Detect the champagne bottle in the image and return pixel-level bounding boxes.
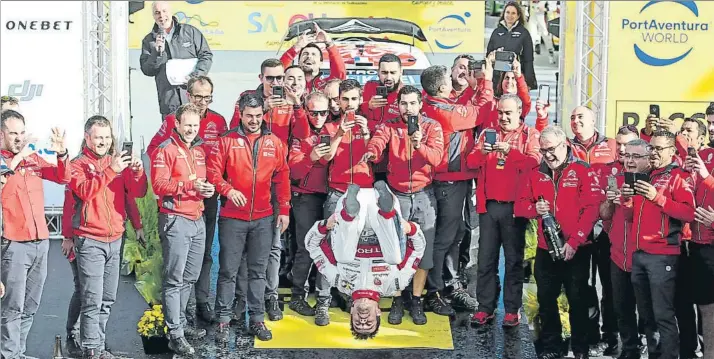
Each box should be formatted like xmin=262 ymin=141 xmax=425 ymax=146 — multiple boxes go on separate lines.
xmin=53 ymin=335 xmax=64 ymax=358
xmin=538 ymin=196 xmax=565 ymax=261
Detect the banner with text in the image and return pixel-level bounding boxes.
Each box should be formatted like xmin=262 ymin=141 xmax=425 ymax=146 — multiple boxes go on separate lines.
xmin=128 ymin=1 xmax=484 ymax=53
xmin=605 ymin=0 xmax=714 ymax=138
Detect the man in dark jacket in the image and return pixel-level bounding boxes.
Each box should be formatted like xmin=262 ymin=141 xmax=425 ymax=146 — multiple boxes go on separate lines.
xmin=140 ymin=1 xmax=213 ymax=121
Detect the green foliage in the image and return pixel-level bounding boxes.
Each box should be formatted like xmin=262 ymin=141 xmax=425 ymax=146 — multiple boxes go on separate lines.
xmin=524 ymin=219 xmax=538 ymax=261
xmin=125 ymin=186 xmax=164 ymax=305
xmin=523 ymin=286 xmax=572 ymax=338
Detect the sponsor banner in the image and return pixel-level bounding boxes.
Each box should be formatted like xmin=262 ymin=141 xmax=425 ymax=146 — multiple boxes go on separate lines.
xmin=606 ymin=1 xmax=714 ymax=138
xmin=0 ymin=0 xmax=85 ymax=207
xmin=128 ymin=1 xmax=484 ymax=53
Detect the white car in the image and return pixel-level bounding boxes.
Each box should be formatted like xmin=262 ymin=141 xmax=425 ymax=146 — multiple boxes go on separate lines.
xmin=282 ymin=17 xmax=432 ymax=88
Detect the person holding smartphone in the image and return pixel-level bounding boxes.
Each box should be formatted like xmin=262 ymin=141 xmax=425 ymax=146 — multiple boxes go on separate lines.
xmin=626 ymin=130 xmax=695 ymax=359
xmin=361 ymin=85 xmax=444 ymax=326
xmin=286 ymin=92 xmax=338 ymax=322
xmin=486 ymin=1 xmax=537 ymax=89
xmin=465 ymin=93 xmax=542 ymax=329
xmin=69 ymin=116 xmax=147 ymax=358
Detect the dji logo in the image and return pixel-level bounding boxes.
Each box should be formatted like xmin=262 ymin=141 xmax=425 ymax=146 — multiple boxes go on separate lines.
xmin=7 ymin=80 xmax=44 ymax=101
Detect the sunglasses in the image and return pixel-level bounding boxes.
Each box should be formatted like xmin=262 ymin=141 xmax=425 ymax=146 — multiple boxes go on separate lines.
xmin=618 ymin=124 xmax=638 ymax=132
xmin=264 ymin=75 xmax=284 ymax=82
xmin=309 ymin=110 xmax=329 ymax=117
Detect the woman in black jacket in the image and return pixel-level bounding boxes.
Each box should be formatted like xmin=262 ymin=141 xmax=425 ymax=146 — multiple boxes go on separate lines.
xmin=487 ymin=1 xmax=537 ymax=90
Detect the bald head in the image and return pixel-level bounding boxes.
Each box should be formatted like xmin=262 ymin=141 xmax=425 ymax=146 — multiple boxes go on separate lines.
xmin=152 ymin=1 xmax=173 ymax=31
xmin=570 ymin=106 xmax=597 ymax=140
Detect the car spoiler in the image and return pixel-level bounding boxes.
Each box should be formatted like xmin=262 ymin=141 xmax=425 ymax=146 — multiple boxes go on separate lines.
xmin=278 ymin=17 xmax=433 ymax=55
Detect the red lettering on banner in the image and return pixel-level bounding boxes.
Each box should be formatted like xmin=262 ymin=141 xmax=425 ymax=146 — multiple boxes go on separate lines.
xmin=355 ymin=244 xmax=383 ymax=258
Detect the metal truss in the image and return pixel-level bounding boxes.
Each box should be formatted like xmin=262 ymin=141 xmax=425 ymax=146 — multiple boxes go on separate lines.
xmin=574 ymin=0 xmax=610 ymax=133
xmin=83 ymin=1 xmax=112 ymax=120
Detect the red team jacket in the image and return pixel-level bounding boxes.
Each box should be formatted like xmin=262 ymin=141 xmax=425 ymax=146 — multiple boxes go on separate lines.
xmin=365 ymin=115 xmax=444 ymax=193
xmin=151 ymin=131 xmax=208 ymax=220
xmin=279 ymin=45 xmax=347 ymax=92
xmin=62 ymin=186 xmax=143 ymax=238
xmin=421 ymin=80 xmax=494 ymax=182
xmin=207 ymin=125 xmax=290 ymax=221
xmin=327 ymin=113 xmax=374 ymax=192
xmin=467 ymin=124 xmax=542 ymax=213
xmin=691 ymin=147 xmax=714 ymax=245
xmin=69 ymin=147 xmax=148 ymax=242
xmin=229 ymin=85 xmax=297 ymax=145
xmin=147 ymin=109 xmax=227 ymax=158
xmin=515 ymin=152 xmax=603 ymax=250
xmin=288 ymin=125 xmax=338 ymax=194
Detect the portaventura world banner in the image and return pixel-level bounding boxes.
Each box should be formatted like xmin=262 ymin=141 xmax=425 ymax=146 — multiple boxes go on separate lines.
xmin=128 ymin=1 xmax=485 ymax=54
xmin=605 ymin=0 xmax=714 ymax=138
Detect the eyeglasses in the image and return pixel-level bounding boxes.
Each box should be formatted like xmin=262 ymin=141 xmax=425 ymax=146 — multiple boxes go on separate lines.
xmin=618 ymin=125 xmax=638 ymax=132
xmin=622 ymin=153 xmax=649 ymax=160
xmin=646 ymin=145 xmax=674 ymax=153
xmin=264 ymin=75 xmax=284 ymax=82
xmin=539 ymin=142 xmax=563 ymax=155
xmin=190 ymin=94 xmax=213 ymax=102
xmin=309 ymin=110 xmax=328 ymax=117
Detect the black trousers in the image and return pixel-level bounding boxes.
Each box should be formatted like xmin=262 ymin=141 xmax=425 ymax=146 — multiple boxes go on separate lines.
xmin=591 ymin=231 xmax=617 ymax=341
xmin=675 ymin=244 xmax=700 ymax=357
xmin=476 ymin=201 xmax=527 ymax=314
xmin=610 ymin=260 xmax=640 ymax=356
xmin=535 ymin=246 xmax=592 ymax=355
xmin=631 ymin=250 xmax=679 ymax=359
xmin=290 ymin=192 xmax=327 ymax=297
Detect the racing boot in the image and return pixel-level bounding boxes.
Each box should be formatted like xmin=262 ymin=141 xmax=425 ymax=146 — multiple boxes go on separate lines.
xmin=343 ymin=184 xmax=361 ymax=219
xmin=374 ymin=180 xmax=394 ymax=214
xmin=314 ymin=296 xmax=331 ymax=326
xmin=410 ymin=296 xmax=428 ymax=325
xmin=388 ymin=296 xmax=405 ymax=325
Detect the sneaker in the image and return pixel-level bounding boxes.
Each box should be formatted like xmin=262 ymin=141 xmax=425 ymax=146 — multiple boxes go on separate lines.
xmin=343 ymin=184 xmax=361 ymax=218
xmin=215 ymin=322 xmax=230 ymax=344
xmin=409 ymin=297 xmax=427 ymax=325
xmin=288 ymin=296 xmax=316 ymax=316
xmin=266 ymin=297 xmax=283 ymax=321
xmin=471 ymin=311 xmax=496 ymax=327
xmin=538 ymin=352 xmax=563 ymax=359
xmin=314 ymin=296 xmax=331 ymax=326
xmin=548 ymin=50 xmax=556 ymax=64
xmin=573 ymin=353 xmax=589 ymax=359
xmin=388 ymin=296 xmax=405 ymax=325
xmin=196 ymin=302 xmax=214 ymax=323
xmin=249 ymin=321 xmax=273 ymax=341
xmin=502 ymin=312 xmax=520 ymax=327
xmin=98 ymin=351 xmax=116 ymax=359
xmin=449 ymin=288 xmax=478 ymax=311
xmin=426 ymin=293 xmax=455 ymax=316
xmin=374 ymin=181 xmax=394 ymax=213
xmin=184 ymin=325 xmax=207 ymax=339
xmin=66 ymin=334 xmax=82 ymax=358
xmin=230 ymin=311 xmax=246 ymax=328
xmin=168 ymin=337 xmax=195 ymax=356
xmin=83 ymin=350 xmax=101 ymax=359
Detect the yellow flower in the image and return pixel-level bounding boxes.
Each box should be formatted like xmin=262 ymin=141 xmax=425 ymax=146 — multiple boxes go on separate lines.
xmin=147 ymin=323 xmax=154 ymax=330
xmin=164 ymin=326 xmax=168 ymax=334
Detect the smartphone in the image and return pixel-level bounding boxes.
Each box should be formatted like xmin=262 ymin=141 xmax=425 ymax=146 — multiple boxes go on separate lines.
xmin=607 ymin=176 xmax=618 ymax=191
xmin=376 ymin=86 xmax=388 ymax=97
xmin=468 ymin=59 xmax=485 ymax=72
xmin=624 ymin=172 xmax=636 ymax=187
xmin=272 ymin=86 xmax=284 ymax=98
xmin=484 ymin=129 xmax=497 ymax=145
xmin=635 ymin=173 xmax=650 ymax=184
xmin=407 ymin=115 xmax=419 ymax=136
xmin=122 ymin=142 xmax=133 ymax=156
xmin=320 ymin=134 xmax=331 ymax=146
xmin=494 ymin=51 xmax=516 ymax=72
xmin=688 ymin=146 xmax=697 ymax=157
xmin=347 ymin=111 xmax=355 ymax=122
xmin=649 ymin=104 xmax=660 ymax=118
xmin=538 ymin=84 xmax=551 ymax=105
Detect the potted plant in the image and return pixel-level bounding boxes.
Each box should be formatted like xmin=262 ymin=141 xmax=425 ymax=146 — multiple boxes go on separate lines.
xmin=137 ymin=305 xmax=169 ymax=354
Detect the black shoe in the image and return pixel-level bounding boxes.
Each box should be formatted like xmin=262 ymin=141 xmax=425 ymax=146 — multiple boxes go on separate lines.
xmin=573 ymin=353 xmax=589 ymax=359
xmin=344 ymin=184 xmax=361 ymax=218
xmin=426 ymin=293 xmax=455 ymax=316
xmin=314 ymin=296 xmax=331 ymax=326
xmin=410 ymin=297 xmax=427 ymax=325
xmin=537 ymin=353 xmax=563 ymax=359
xmin=288 ymin=296 xmax=316 ymax=316
xmin=266 ymin=297 xmax=283 ymax=321
xmin=184 ymin=325 xmax=207 ymax=339
xmin=249 ymin=321 xmax=273 ymax=341
xmin=388 ymin=296 xmax=405 ymax=325
xmin=602 ymin=338 xmax=619 ymax=356
xmin=215 ymin=323 xmax=230 ymax=344
xmin=535 ymin=43 xmax=542 ymax=55
xmin=230 ymin=311 xmax=246 ymax=328
xmin=196 ymin=302 xmax=214 ymax=323
xmin=67 ymin=335 xmax=82 ymax=358
xmin=449 ymin=288 xmax=478 ymax=311
xmin=168 ymin=337 xmax=195 ymax=356
xmin=374 ymin=181 xmax=394 ymax=213
xmin=616 ymin=352 xmax=641 ymax=359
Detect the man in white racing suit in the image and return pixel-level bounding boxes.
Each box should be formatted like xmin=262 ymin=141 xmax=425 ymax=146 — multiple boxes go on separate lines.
xmin=306 ymin=181 xmax=426 ymax=339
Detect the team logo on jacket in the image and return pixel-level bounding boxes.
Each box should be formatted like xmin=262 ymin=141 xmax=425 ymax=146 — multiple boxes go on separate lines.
xmin=611 ymin=167 xmax=618 ymax=176
xmin=237 ymin=138 xmax=246 ymax=147
xmin=567 ymin=170 xmax=577 ymax=179
xmin=206 ymin=122 xmax=217 ymax=131
xmin=264 ymin=138 xmax=275 ymax=148
xmin=374 ymin=277 xmax=382 ymax=286
xmin=708 ymin=153 xmax=713 ymax=163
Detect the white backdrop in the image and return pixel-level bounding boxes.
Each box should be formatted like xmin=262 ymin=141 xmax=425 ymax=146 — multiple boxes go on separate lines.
xmin=1 ymin=1 xmax=85 ymax=207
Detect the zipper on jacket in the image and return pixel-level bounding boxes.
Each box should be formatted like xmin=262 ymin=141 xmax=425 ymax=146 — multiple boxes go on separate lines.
xmin=104 ymin=186 xmax=114 ymax=237
xmin=697 ymin=184 xmax=710 ymax=243
xmin=660 ymin=214 xmax=666 ymax=237
xmin=622 ymin=221 xmax=628 ymax=270
xmin=408 ymin=135 xmax=413 ymax=193
xmin=250 ymin=137 xmax=260 ymax=221
xmin=349 ymin=130 xmax=354 ymax=184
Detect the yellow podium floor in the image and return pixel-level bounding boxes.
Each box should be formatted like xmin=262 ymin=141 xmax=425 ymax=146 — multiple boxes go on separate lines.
xmin=254 ymin=293 xmax=454 ymax=350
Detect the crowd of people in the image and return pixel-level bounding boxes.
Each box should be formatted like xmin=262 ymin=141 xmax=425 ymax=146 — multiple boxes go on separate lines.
xmin=1 ymin=1 xmax=713 ymax=359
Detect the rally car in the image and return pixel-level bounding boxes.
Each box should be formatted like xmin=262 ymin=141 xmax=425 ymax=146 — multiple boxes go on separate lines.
xmin=281 ymin=17 xmax=432 ymax=89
